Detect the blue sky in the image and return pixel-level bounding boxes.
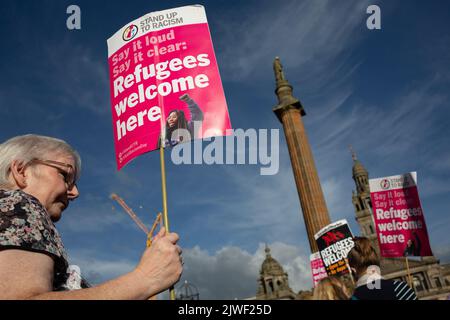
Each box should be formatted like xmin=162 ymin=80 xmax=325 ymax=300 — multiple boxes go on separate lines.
xmin=1 ymin=0 xmax=449 ymax=299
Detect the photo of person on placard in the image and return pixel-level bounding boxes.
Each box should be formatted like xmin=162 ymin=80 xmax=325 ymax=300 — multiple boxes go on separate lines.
xmin=403 ymin=232 xmax=422 ymax=256
xmin=157 ymin=94 xmax=204 ymax=148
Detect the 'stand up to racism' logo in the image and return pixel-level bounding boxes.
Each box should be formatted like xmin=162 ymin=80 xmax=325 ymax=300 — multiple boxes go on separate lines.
xmin=380 ymin=178 xmax=390 ymax=190
xmin=122 ymin=24 xmax=138 ymax=41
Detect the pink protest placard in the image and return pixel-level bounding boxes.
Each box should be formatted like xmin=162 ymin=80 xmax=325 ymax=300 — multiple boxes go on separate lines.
xmin=107 ymin=5 xmax=232 ymax=170
xmin=369 ymin=172 xmax=433 ymax=257
xmin=310 ymin=252 xmax=328 ymax=287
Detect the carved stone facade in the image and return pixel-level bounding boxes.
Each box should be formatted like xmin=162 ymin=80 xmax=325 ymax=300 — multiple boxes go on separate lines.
xmin=351 ymin=151 xmax=450 ymax=300
xmin=255 ymin=245 xmax=297 ymax=300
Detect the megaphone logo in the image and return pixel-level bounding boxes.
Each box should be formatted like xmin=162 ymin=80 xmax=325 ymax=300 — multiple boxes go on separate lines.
xmin=380 ymin=179 xmax=390 ymax=190
xmin=122 ymin=24 xmax=138 ymax=41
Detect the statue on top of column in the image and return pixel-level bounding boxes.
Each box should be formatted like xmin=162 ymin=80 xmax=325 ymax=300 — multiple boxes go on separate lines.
xmin=273 ymin=56 xmax=286 ymax=82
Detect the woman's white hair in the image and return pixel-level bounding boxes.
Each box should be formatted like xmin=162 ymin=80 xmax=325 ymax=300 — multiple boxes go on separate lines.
xmin=0 ymin=134 xmax=81 ymax=189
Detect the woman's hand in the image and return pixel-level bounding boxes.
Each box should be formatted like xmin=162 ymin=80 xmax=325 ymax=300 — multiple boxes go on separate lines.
xmin=134 ymin=227 xmax=183 ymax=296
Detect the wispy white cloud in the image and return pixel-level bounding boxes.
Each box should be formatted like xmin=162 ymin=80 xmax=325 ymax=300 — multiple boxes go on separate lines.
xmin=58 ymin=192 xmax=127 ymax=233
xmin=427 ymin=152 xmax=450 ymax=173
xmin=0 ymin=38 xmax=109 ymax=117
xmin=419 ymin=175 xmax=450 ymax=198
xmin=43 ymin=39 xmax=110 ymax=116
xmin=321 ymin=177 xmax=354 ymax=222
xmin=307 ymin=75 xmax=448 ymax=183
xmin=215 ymin=0 xmax=371 ymax=83
xmin=173 ymin=157 xmax=309 ymax=248
xmin=310 ymin=84 xmax=444 ymax=161
xmin=433 ymin=246 xmax=450 ymax=264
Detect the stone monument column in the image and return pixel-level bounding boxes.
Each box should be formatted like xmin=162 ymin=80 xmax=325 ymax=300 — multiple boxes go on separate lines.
xmin=273 ymin=57 xmax=331 ymax=253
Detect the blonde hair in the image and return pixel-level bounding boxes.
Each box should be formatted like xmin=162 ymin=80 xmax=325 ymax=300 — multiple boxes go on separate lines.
xmin=313 ymin=276 xmax=352 ymax=300
xmin=0 ymin=134 xmax=81 ymax=189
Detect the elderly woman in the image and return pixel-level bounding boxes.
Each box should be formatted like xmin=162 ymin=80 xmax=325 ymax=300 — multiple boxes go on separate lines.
xmin=0 ymin=134 xmax=182 ymax=299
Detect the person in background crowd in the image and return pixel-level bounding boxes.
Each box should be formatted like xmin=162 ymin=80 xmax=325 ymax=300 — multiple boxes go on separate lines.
xmin=0 ymin=134 xmax=183 ymax=299
xmin=313 ymin=276 xmax=352 ymax=300
xmin=347 ymin=237 xmax=417 ymax=300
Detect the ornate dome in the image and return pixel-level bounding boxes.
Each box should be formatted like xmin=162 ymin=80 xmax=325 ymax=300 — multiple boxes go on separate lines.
xmin=261 ymin=245 xmax=285 ymax=275
xmin=352 ymin=159 xmax=368 ymax=176
xmin=350 ymin=146 xmax=368 ymax=176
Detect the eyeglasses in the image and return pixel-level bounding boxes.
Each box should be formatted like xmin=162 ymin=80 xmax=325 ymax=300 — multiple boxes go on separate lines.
xmin=28 ymin=159 xmax=77 ymax=190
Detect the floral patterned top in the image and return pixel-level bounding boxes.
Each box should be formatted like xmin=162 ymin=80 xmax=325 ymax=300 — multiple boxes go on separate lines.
xmin=0 ymin=189 xmax=70 ymax=291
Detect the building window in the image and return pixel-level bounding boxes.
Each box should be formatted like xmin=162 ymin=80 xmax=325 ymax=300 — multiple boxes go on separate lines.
xmin=413 ymin=277 xmax=422 ymax=291
xmin=359 ymin=199 xmax=364 ymax=210
xmin=267 ymin=280 xmax=274 ymax=295
xmin=432 ymin=277 xmax=442 ymax=288
xmin=413 ymin=274 xmax=428 ymax=292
